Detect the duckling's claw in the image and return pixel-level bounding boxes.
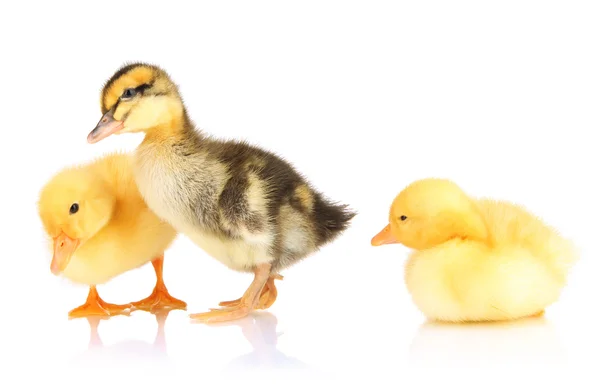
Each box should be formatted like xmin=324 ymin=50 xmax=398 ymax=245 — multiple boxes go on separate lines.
xmin=68 ymin=286 xmax=132 ymax=319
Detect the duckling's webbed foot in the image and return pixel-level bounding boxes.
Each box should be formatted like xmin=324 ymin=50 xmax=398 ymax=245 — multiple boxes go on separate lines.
xmin=68 ymin=286 xmax=133 ymax=319
xmin=218 ymin=273 xmax=283 ymax=310
xmin=131 ymin=256 xmax=187 ymax=312
xmin=190 ymin=263 xmax=272 ymax=323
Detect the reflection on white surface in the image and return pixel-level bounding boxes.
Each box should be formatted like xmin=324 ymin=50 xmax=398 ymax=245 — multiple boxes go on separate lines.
xmin=68 ymin=311 xmax=175 ymax=373
xmin=409 ymin=316 xmax=568 ymax=368
xmin=206 ymin=312 xmax=328 ymax=380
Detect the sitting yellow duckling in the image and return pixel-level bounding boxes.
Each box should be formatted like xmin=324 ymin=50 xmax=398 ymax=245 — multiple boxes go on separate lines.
xmin=371 ymin=178 xmax=578 ymax=322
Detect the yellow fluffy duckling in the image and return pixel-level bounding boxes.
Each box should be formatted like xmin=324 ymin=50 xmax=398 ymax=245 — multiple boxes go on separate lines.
xmin=37 ymin=152 xmax=186 ymax=318
xmin=371 ymin=178 xmax=578 ymax=322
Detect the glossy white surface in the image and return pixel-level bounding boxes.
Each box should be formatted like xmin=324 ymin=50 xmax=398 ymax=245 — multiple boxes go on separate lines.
xmin=2 ymin=1 xmax=599 ymax=384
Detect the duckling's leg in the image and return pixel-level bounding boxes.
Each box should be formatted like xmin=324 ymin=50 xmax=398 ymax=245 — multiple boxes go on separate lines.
xmin=218 ymin=273 xmax=283 ymax=310
xmin=190 ymin=263 xmax=272 ymax=323
xmin=131 ymin=255 xmax=187 ymax=312
xmin=68 ymin=286 xmax=133 ymax=319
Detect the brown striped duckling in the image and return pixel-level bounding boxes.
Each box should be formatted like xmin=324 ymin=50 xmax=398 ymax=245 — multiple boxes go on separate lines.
xmin=87 ymin=63 xmax=356 ymax=323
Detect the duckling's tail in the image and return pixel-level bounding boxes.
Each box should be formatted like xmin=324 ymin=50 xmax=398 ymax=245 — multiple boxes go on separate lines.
xmin=312 ymin=194 xmax=357 ymax=245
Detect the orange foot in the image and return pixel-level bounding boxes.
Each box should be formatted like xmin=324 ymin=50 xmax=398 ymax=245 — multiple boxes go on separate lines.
xmin=190 ymin=264 xmax=275 ymax=324
xmin=131 ymin=284 xmax=187 ymax=312
xmin=191 ymin=303 xmax=254 ymax=323
xmin=131 ymin=255 xmax=187 ymax=312
xmin=217 ymin=274 xmax=282 ymax=310
xmin=68 ymin=286 xmax=132 ymax=319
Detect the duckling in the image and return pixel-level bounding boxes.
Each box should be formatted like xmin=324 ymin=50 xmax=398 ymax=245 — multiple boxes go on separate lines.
xmin=86 ymin=63 xmax=356 ymax=323
xmin=37 ymin=152 xmax=186 ymax=318
xmin=371 ymin=178 xmax=578 ymax=322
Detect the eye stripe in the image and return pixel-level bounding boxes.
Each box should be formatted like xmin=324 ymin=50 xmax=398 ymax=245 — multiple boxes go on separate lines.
xmin=119 ymin=83 xmax=152 ymax=101
xmin=105 ymin=82 xmax=155 ymax=112
xmin=135 ymin=83 xmax=152 ymax=93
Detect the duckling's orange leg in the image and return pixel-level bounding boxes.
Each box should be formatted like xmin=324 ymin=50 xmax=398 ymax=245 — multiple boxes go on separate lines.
xmin=190 ymin=263 xmax=271 ymax=323
xmin=218 ymin=273 xmax=282 ymax=310
xmin=68 ymin=286 xmax=133 ymax=319
xmin=131 ymin=256 xmax=187 ymax=312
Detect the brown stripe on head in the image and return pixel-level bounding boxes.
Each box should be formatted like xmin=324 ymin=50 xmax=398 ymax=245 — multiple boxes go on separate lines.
xmin=101 ymin=63 xmax=159 ymax=113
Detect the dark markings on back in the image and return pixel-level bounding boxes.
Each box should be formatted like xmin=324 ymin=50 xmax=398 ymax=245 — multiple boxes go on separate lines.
xmin=212 ymin=138 xmax=356 ymax=246
xmin=218 ymin=174 xmax=264 ymax=233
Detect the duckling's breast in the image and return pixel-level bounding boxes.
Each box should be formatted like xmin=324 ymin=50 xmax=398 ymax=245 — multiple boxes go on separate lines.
xmin=133 ymin=142 xmax=274 ymax=272
xmin=60 ymin=215 xmax=177 ymax=285
xmin=61 ymin=249 xmax=149 ymax=285
xmin=134 ymin=142 xmax=222 ymax=227
xmin=61 ymin=253 xmax=126 ymax=285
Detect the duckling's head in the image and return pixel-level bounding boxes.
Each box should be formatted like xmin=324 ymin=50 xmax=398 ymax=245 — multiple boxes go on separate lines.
xmin=371 ymin=178 xmax=488 ymax=250
xmin=37 ymin=167 xmax=116 ymax=275
xmin=88 ymin=63 xmax=184 ymax=144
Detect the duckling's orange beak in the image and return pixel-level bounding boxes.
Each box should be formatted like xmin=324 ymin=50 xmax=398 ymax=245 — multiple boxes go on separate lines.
xmin=51 ymin=232 xmax=80 ymax=275
xmin=87 ymin=107 xmax=123 ymax=144
xmin=371 ymin=224 xmax=398 ymax=246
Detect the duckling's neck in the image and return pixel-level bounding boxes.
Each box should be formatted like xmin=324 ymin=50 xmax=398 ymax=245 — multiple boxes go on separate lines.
xmin=143 ymin=108 xmax=197 ymax=144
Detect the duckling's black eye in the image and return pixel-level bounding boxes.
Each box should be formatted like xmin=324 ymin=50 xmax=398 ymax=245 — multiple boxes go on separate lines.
xmin=69 ymin=203 xmax=79 ymax=214
xmin=121 ymin=88 xmax=137 ymax=99
xmin=400 ymin=215 xmax=407 ymax=221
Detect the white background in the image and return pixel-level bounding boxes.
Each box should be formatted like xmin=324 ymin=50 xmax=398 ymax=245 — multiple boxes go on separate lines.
xmin=1 ymin=1 xmax=599 ymax=385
